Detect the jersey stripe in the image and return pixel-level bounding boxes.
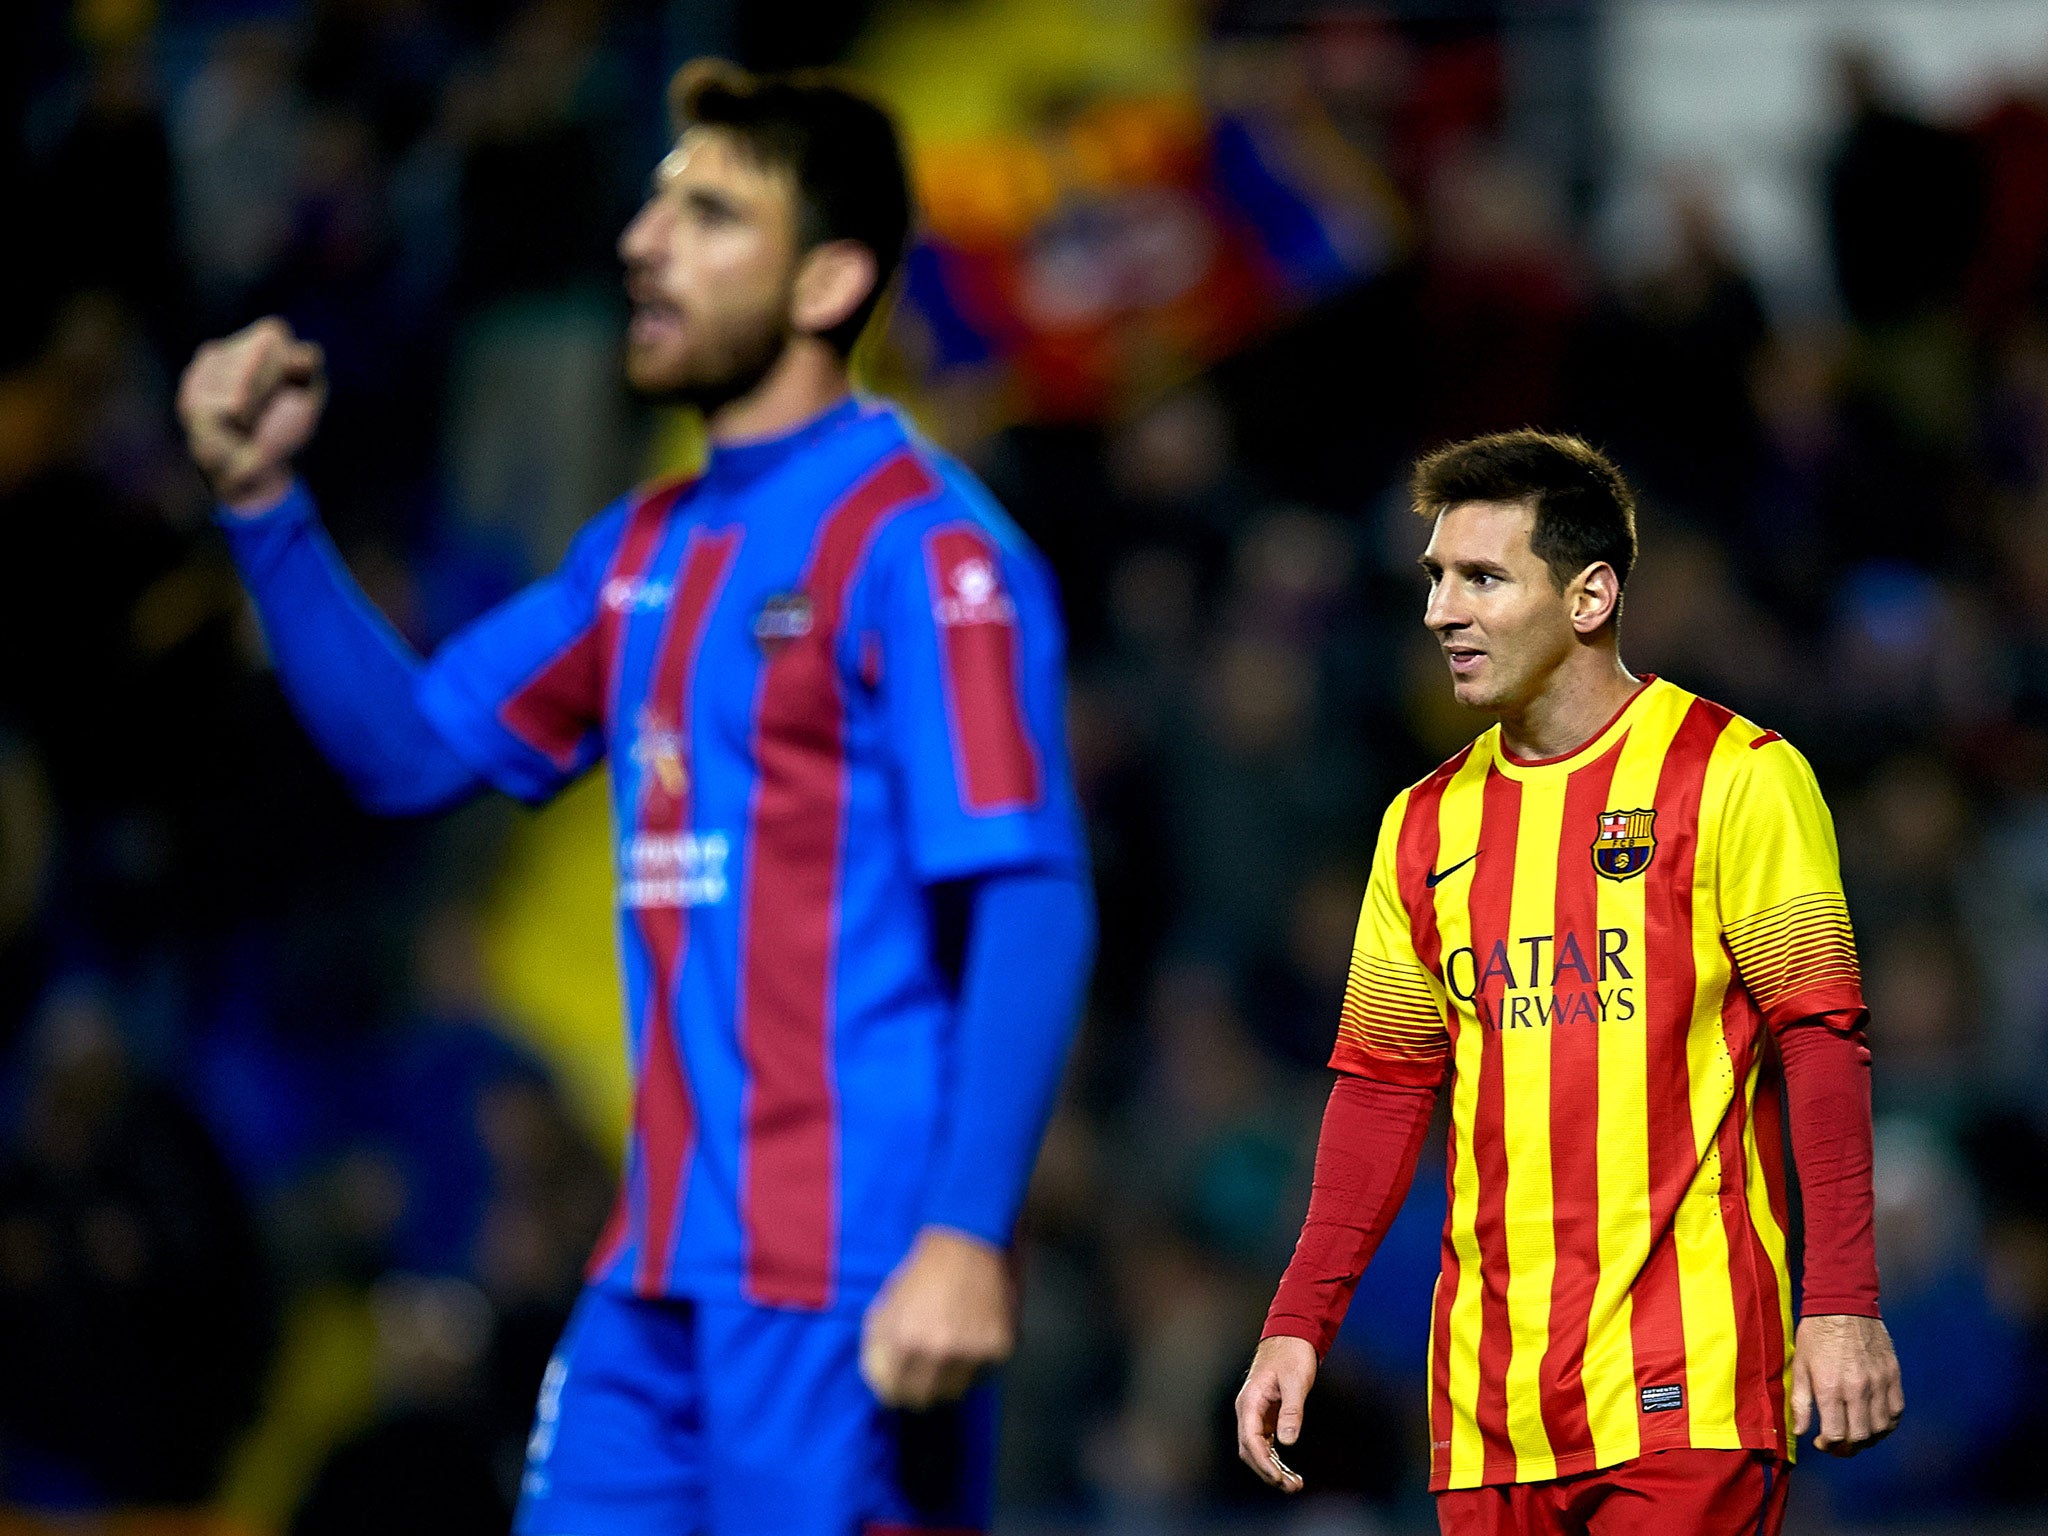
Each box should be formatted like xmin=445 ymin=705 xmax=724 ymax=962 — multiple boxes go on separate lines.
xmin=1743 ymin=1025 xmax=1795 ymax=1444
xmin=1499 ymin=769 xmax=1562 ymax=1476
xmin=1699 ymin=719 xmax=1777 ymax=1447
xmin=1584 ymin=701 xmax=1684 ymax=1468
xmin=1536 ymin=740 xmax=1622 ymax=1464
xmin=579 ymin=487 xmax=695 ymax=1291
xmin=1648 ymin=697 xmax=1732 ymax=1443
xmin=630 ymin=524 xmax=742 ymax=1296
xmin=1466 ymin=766 xmax=1523 ymax=1481
xmin=499 ymin=478 xmax=687 ymax=768
xmin=1714 ymin=987 xmax=1778 ymax=1446
xmin=1430 ymin=746 xmax=1491 ymax=1486
xmin=1389 ymin=754 xmax=1461 ymax=1487
xmin=602 ymin=481 xmax=694 ymax=726
xmin=737 ymin=452 xmax=940 ymax=1308
xmin=924 ymin=523 xmax=1043 ymax=813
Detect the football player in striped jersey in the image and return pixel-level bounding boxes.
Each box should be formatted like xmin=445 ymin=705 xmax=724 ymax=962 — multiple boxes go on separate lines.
xmin=1235 ymin=430 xmax=1899 ymax=1536
xmin=180 ymin=61 xmax=1093 ymax=1536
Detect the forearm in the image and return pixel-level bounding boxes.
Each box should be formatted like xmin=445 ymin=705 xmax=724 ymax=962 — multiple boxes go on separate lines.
xmin=221 ymin=482 xmax=483 ymax=814
xmin=1779 ymin=1009 xmax=1881 ymax=1317
xmin=1263 ymin=1073 xmax=1436 ymax=1356
xmin=921 ymin=866 xmax=1095 ymax=1247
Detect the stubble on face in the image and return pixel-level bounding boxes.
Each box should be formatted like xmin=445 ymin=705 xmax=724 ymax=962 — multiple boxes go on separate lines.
xmin=620 ymin=130 xmax=804 ymax=412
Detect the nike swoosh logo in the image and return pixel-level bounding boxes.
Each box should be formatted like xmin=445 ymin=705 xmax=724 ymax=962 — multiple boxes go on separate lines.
xmin=1425 ymin=852 xmax=1479 ymax=889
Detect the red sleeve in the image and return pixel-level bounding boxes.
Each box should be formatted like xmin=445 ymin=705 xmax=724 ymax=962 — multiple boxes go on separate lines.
xmin=1262 ymin=1074 xmax=1436 ymax=1356
xmin=1777 ymin=1008 xmax=1882 ymax=1318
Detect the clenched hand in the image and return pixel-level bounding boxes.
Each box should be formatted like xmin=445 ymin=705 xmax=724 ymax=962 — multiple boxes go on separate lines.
xmin=860 ymin=1228 xmax=1014 ymax=1410
xmin=1792 ymin=1313 xmax=1903 ymax=1457
xmin=176 ymin=316 xmax=327 ymax=514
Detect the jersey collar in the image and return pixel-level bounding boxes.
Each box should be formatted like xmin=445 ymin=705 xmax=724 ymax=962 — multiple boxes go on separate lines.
xmin=1487 ymin=675 xmax=1661 ymax=779
xmin=701 ymin=394 xmax=869 ymax=491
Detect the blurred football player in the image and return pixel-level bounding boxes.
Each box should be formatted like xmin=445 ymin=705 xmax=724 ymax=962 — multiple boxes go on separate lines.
xmin=1234 ymin=431 xmax=1900 ymax=1535
xmin=179 ymin=61 xmax=1093 ymax=1536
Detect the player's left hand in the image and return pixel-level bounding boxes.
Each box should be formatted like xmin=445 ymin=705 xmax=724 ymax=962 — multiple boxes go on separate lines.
xmin=860 ymin=1227 xmax=1015 ymax=1410
xmin=1792 ymin=1313 xmax=1903 ymax=1457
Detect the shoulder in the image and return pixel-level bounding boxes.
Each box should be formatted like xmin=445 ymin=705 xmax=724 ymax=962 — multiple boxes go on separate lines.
xmin=1665 ymin=685 xmax=1826 ymax=816
xmin=1660 ymin=680 xmax=1807 ymax=764
xmin=859 ymin=418 xmax=1052 ymax=592
xmin=1646 ymin=678 xmax=1792 ymax=755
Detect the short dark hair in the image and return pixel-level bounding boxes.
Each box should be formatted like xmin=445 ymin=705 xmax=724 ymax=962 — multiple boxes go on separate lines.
xmin=1411 ymin=429 xmax=1638 ymax=594
xmin=669 ymin=59 xmax=913 ymax=356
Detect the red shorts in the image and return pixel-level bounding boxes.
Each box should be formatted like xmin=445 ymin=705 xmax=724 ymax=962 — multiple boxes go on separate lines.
xmin=1435 ymin=1449 xmax=1788 ymax=1536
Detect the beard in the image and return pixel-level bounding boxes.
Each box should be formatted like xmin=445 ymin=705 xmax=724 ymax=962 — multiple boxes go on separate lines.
xmin=627 ymin=293 xmax=796 ymax=416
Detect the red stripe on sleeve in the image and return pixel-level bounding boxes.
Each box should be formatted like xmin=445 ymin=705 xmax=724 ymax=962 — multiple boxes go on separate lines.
xmin=627 ymin=523 xmax=742 ymax=1296
xmin=1537 ymin=742 xmax=1624 ymax=1462
xmin=738 ymin=453 xmax=939 ymax=1309
xmin=498 ymin=479 xmax=687 ymax=769
xmin=924 ymin=523 xmax=1042 ymax=813
xmin=498 ymin=629 xmax=602 ymax=769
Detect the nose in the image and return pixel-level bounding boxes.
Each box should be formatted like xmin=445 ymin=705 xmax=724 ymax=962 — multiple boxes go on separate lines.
xmin=1424 ymin=579 xmax=1467 ymax=635
xmin=619 ymin=195 xmax=664 ymax=267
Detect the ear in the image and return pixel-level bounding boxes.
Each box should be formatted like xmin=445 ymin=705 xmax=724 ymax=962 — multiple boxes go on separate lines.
xmin=790 ymin=240 xmax=878 ymax=341
xmin=1570 ymin=562 xmax=1622 ymax=636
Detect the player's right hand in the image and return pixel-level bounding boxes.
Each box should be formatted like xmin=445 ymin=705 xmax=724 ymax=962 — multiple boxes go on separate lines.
xmin=1234 ymin=1333 xmax=1317 ymax=1493
xmin=177 ymin=316 xmax=328 ymax=515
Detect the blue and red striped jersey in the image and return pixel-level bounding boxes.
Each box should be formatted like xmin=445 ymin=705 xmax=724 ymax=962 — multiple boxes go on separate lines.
xmin=416 ymin=398 xmax=1085 ymax=1311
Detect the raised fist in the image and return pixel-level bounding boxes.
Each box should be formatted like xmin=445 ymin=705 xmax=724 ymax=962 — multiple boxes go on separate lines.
xmin=177 ymin=317 xmax=328 ymax=515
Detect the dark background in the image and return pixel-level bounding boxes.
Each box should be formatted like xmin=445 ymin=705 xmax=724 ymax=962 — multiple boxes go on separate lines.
xmin=4 ymin=0 xmax=2048 ymax=1530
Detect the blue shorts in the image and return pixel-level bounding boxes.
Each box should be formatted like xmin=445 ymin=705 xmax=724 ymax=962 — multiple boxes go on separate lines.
xmin=515 ymin=1286 xmax=996 ymax=1536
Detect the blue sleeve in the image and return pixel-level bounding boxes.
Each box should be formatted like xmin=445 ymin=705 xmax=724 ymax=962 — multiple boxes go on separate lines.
xmin=922 ymin=866 xmax=1096 ymax=1245
xmin=864 ymin=473 xmax=1087 ymax=882
xmin=414 ymin=497 xmax=634 ymax=804
xmin=220 ymin=483 xmax=483 ymax=816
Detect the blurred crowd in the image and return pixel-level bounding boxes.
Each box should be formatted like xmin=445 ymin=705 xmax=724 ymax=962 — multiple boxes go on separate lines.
xmin=5 ymin=0 xmax=2048 ymax=1530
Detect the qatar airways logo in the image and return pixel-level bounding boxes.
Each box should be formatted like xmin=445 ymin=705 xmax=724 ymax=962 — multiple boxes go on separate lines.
xmin=1442 ymin=928 xmax=1638 ymax=1032
xmin=621 ymin=830 xmax=730 ymax=910
xmin=602 ymin=576 xmax=673 ymax=614
xmin=935 ymin=556 xmax=1016 ymax=627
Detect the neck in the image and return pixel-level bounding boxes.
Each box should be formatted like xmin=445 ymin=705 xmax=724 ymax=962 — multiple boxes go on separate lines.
xmin=1497 ymin=644 xmax=1642 ymax=761
xmin=706 ymin=337 xmax=852 ymax=446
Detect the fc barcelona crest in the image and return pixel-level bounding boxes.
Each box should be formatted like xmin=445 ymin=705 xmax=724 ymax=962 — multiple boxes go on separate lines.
xmin=1593 ymin=808 xmax=1657 ymax=880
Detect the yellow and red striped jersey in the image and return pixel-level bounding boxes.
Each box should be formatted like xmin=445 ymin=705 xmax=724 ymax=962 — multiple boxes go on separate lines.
xmin=1336 ymin=677 xmax=1864 ymax=1490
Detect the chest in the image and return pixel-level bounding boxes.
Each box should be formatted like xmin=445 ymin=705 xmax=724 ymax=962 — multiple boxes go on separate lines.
xmin=604 ymin=517 xmax=879 ymax=780
xmin=1422 ymin=778 xmax=1722 ymax=1039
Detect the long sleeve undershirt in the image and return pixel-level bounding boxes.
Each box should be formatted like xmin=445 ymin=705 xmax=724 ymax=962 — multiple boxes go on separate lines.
xmin=1777 ymin=1009 xmax=1881 ymax=1317
xmin=923 ymin=868 xmax=1096 ymax=1247
xmin=222 ymin=483 xmax=1095 ymax=1250
xmin=1263 ymin=1075 xmax=1436 ymax=1355
xmin=220 ymin=483 xmax=483 ymax=815
xmin=1264 ymin=1013 xmax=1880 ymax=1355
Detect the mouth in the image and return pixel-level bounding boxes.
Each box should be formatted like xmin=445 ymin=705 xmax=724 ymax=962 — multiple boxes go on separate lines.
xmin=1444 ymin=645 xmax=1486 ymax=678
xmin=626 ymin=283 xmax=687 ymax=351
